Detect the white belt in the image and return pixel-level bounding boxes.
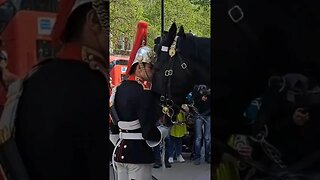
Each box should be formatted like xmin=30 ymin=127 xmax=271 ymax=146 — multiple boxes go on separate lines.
xmin=119 ymin=132 xmax=144 ymax=140
xmin=118 ymin=120 xmax=141 ymax=130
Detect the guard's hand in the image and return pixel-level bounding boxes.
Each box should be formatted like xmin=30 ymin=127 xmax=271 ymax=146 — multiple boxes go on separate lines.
xmin=292 ymin=107 xmax=309 ymax=126
xmin=202 ymin=95 xmax=208 ymax=101
xmin=238 ymin=145 xmax=253 ymax=159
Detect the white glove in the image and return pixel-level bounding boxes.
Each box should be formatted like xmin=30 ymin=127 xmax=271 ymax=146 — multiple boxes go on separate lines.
xmin=158 ymin=125 xmax=169 ymax=138
xmin=109 ymin=134 xmax=119 ymax=146
xmin=146 ymin=125 xmax=169 ymax=147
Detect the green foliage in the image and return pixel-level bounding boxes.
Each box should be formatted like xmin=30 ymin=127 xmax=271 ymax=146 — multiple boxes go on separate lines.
xmin=189 ymin=0 xmax=211 ymax=7
xmin=109 ymin=0 xmax=144 ymax=52
xmin=110 ymin=0 xmax=210 ymax=53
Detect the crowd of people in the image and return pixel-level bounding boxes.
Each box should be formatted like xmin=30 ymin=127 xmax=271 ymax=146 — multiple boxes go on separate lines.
xmin=152 ymin=85 xmax=212 ymax=169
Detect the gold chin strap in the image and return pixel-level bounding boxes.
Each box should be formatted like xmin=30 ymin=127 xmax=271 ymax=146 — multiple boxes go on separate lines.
xmin=138 ymin=61 xmax=150 ymax=82
xmin=92 ymin=0 xmax=109 ymax=37
xmin=136 ymin=48 xmax=154 ymax=82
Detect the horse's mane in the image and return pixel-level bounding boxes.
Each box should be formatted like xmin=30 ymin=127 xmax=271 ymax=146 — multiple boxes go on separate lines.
xmin=179 ymin=33 xmax=211 ymax=86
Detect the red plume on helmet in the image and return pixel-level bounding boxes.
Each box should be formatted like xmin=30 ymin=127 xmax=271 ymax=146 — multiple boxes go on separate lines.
xmin=125 ymin=21 xmax=148 ymax=76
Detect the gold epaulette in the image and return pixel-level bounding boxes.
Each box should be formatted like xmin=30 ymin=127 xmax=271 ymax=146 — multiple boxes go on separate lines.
xmin=81 ymin=46 xmax=107 ymax=65
xmin=81 ymin=46 xmax=109 ymax=84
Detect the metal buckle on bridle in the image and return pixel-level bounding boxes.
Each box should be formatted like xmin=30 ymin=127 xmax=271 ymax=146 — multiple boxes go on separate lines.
xmin=228 ymin=5 xmax=244 ymax=23
xmin=255 ymin=133 xmax=265 ymax=142
xmin=181 ymin=63 xmax=187 ymax=69
xmin=167 ymin=107 xmax=174 ymax=118
xmin=165 ymin=99 xmax=173 ymax=107
xmin=160 ymin=96 xmax=165 ymax=102
xmin=165 ymin=69 xmax=173 ymax=76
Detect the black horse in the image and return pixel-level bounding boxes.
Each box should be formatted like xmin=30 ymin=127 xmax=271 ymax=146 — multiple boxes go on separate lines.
xmin=152 ymin=23 xmax=211 ymax=114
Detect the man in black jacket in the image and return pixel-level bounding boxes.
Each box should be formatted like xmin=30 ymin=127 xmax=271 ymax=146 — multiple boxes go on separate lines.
xmin=14 ymin=1 xmax=109 ymax=179
xmin=192 ymin=84 xmax=211 ymax=165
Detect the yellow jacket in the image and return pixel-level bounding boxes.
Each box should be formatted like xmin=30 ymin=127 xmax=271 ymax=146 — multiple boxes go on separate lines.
xmin=170 ymin=112 xmax=187 ymax=138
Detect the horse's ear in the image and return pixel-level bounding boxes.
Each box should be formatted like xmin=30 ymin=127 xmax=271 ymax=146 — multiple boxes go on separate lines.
xmin=177 ymin=26 xmax=186 ymax=38
xmin=165 ymin=23 xmax=177 ymax=45
xmin=169 ymin=23 xmax=177 ymax=35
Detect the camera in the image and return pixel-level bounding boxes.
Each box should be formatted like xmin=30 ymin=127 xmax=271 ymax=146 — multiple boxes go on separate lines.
xmin=200 ymin=89 xmax=211 ymax=96
xmin=195 ymin=85 xmax=211 ymax=95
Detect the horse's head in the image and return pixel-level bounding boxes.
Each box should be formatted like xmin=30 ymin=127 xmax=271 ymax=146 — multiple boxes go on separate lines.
xmin=152 ymin=22 xmax=211 ymax=114
xmin=152 ymin=23 xmax=195 ymax=106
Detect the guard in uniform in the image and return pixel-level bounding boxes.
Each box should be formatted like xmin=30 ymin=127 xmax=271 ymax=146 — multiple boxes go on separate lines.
xmin=13 ymin=0 xmax=109 ymax=179
xmin=110 ymin=21 xmax=164 ymax=180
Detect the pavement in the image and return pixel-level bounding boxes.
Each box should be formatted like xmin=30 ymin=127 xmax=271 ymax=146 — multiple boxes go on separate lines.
xmin=110 ymin=153 xmax=211 ymax=180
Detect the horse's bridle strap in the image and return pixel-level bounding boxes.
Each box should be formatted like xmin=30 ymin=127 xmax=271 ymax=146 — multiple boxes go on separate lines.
xmin=159 ymin=36 xmax=194 ymax=124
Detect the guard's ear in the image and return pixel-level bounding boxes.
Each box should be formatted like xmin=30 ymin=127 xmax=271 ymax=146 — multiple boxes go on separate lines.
xmin=165 ymin=22 xmax=177 ymax=46
xmin=86 ymin=9 xmax=101 ymax=33
xmin=169 ymin=23 xmax=177 ymax=35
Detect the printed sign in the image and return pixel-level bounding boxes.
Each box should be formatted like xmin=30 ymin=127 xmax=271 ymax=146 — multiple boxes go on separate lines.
xmin=121 ymin=67 xmax=127 ymax=73
xmin=37 ymin=17 xmax=55 ymax=35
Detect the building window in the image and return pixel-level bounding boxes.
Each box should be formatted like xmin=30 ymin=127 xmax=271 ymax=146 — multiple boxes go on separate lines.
xmin=21 ymin=0 xmax=58 ymax=12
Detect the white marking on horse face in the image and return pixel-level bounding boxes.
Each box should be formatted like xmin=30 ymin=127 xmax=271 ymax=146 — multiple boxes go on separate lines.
xmin=161 ymin=46 xmax=168 ymax=52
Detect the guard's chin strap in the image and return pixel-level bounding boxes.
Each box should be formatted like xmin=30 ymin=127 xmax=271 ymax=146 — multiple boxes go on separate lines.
xmin=138 ymin=62 xmax=150 ymax=82
xmin=92 ymin=0 xmax=108 ymax=37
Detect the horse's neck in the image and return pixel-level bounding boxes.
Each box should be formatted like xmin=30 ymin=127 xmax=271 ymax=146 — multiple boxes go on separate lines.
xmin=194 ymin=66 xmax=210 ymax=87
xmin=193 ymin=37 xmax=211 ymax=86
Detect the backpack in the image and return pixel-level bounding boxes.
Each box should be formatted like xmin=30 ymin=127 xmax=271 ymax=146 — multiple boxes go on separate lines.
xmin=243 ymin=97 xmax=262 ymax=125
